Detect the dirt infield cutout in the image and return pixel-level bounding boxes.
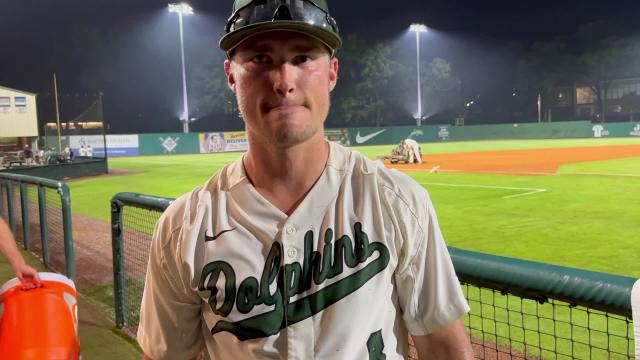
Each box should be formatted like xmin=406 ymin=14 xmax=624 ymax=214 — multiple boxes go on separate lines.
xmin=385 ymin=144 xmax=640 ymax=175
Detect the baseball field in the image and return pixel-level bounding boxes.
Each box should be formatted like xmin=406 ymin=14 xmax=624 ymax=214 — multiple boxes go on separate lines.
xmin=14 ymin=136 xmax=635 ymax=359
xmin=68 ymin=137 xmax=640 ymax=278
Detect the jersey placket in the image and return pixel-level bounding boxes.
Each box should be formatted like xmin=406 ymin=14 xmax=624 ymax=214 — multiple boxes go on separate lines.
xmin=281 ymin=221 xmax=314 ymax=359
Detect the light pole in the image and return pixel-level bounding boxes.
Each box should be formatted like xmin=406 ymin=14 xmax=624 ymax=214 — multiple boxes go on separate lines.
xmin=409 ymin=23 xmax=427 ymax=126
xmin=168 ymin=3 xmax=193 ymax=133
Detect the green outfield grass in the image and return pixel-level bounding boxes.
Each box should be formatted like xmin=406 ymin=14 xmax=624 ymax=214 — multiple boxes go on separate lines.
xmin=67 ymin=137 xmax=640 ymax=278
xmin=410 ymin=166 xmax=640 ymax=277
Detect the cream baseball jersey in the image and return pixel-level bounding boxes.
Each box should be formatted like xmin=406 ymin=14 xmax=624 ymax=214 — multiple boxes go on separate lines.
xmin=137 ymin=141 xmax=469 ymax=359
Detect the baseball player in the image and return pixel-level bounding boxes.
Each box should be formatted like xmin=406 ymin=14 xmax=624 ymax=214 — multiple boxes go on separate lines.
xmin=403 ymin=138 xmax=422 ymax=164
xmin=137 ymin=1 xmax=472 ymax=359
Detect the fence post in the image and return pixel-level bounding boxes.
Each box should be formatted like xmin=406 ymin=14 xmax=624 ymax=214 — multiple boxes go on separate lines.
xmin=20 ymin=183 xmax=30 ymax=251
xmin=58 ymin=183 xmax=75 ymax=281
xmin=111 ymin=198 xmax=126 ymax=328
xmin=6 ymin=182 xmax=16 ymax=234
xmin=38 ymin=186 xmax=50 ymax=266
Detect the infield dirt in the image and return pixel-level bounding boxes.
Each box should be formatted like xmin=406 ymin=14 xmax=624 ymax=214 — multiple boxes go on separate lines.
xmin=385 ymin=144 xmax=640 ymax=174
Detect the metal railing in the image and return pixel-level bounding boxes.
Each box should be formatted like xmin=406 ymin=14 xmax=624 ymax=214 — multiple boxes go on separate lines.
xmin=111 ymin=192 xmax=173 ymax=335
xmin=111 ymin=192 xmax=637 ymax=359
xmin=452 ymin=247 xmax=636 ymax=359
xmin=0 ymin=173 xmax=75 ymax=280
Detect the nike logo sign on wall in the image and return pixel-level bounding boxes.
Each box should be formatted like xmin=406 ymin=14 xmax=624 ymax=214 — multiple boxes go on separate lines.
xmin=355 ymin=129 xmax=386 ymax=144
xmin=205 ymin=228 xmax=235 ymax=242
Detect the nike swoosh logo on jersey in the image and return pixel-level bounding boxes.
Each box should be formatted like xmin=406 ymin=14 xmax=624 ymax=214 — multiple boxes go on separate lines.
xmin=205 ymin=228 xmax=235 ymax=242
xmin=355 ymin=129 xmax=386 ymax=144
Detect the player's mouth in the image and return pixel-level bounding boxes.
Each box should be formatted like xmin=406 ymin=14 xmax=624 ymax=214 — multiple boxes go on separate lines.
xmin=263 ymin=100 xmax=307 ymax=113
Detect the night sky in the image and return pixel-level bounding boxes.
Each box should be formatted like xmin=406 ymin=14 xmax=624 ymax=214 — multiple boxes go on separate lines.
xmin=1 ymin=0 xmax=639 ymax=133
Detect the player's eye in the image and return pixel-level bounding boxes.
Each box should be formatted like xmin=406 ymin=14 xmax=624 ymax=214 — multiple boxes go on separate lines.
xmin=251 ymin=54 xmax=269 ymax=64
xmin=292 ymin=54 xmax=311 ymax=65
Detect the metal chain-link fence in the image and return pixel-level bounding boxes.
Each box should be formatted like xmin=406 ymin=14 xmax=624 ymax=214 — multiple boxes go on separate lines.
xmin=464 ymin=284 xmax=634 ymax=359
xmin=111 ymin=192 xmax=172 ymax=337
xmin=0 ymin=174 xmax=75 ymax=279
xmin=118 ymin=205 xmax=162 ymax=336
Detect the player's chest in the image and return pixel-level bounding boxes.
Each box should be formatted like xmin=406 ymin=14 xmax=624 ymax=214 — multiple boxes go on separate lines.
xmin=191 ymin=213 xmax=398 ymax=337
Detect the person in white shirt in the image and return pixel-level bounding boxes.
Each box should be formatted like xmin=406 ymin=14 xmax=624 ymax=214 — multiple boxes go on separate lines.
xmin=403 ymin=138 xmax=423 ymax=164
xmin=137 ymin=1 xmax=473 ymax=359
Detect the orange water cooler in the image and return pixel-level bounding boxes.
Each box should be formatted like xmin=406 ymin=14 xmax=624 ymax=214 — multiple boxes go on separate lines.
xmin=0 ymin=272 xmax=80 ymax=359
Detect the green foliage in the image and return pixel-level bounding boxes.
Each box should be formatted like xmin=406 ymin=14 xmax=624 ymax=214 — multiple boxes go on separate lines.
xmin=619 ymin=92 xmax=640 ymax=121
xmin=191 ymin=53 xmax=238 ymax=115
xmin=335 ymin=35 xmax=459 ymax=126
xmin=422 ymin=57 xmax=461 ymax=115
xmin=340 ymin=42 xmax=405 ymax=126
xmin=518 ymin=21 xmax=640 ymax=121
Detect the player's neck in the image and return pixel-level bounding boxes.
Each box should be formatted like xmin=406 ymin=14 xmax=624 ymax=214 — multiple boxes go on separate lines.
xmin=243 ymin=134 xmax=329 ymax=215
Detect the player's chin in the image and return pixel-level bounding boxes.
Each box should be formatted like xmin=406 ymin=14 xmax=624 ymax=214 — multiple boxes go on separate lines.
xmin=271 ymin=125 xmax=318 ymax=148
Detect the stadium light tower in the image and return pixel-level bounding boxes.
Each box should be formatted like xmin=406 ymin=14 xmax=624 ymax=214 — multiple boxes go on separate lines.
xmin=168 ymin=3 xmax=194 ymax=133
xmin=410 ymin=23 xmax=427 ymax=126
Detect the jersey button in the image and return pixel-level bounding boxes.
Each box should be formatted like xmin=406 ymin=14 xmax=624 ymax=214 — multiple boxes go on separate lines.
xmin=285 ymin=225 xmax=296 ymax=235
xmin=287 ymin=247 xmax=298 ymax=259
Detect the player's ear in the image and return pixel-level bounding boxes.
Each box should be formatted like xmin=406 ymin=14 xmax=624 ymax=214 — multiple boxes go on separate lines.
xmin=224 ymin=59 xmax=236 ymax=93
xmin=328 ymin=57 xmax=339 ymax=92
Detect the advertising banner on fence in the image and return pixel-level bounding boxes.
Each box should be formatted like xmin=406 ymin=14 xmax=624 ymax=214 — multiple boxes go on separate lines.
xmin=222 ymin=131 xmax=249 ymax=152
xmin=138 ymin=133 xmax=200 ymax=155
xmin=324 ymin=129 xmax=351 ymax=146
xmin=199 ymin=132 xmax=225 ymax=153
xmin=345 ymin=126 xmax=447 ymax=146
xmin=69 ymin=135 xmax=139 ymax=157
xmin=107 ymin=135 xmax=139 ymax=156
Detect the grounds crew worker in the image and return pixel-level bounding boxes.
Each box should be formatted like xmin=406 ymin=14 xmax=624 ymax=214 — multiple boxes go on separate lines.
xmin=138 ymin=0 xmax=473 ymax=359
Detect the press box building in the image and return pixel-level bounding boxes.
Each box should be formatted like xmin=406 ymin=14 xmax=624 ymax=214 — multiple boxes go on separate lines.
xmin=0 ymin=85 xmax=38 ymax=138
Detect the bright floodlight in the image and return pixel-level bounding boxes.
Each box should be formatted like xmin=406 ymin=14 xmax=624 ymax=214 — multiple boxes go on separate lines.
xmin=409 ymin=23 xmax=427 ymax=33
xmin=409 ymin=23 xmax=427 ymax=126
xmin=169 ymin=2 xmax=194 ymax=132
xmin=168 ymin=3 xmax=193 ymax=15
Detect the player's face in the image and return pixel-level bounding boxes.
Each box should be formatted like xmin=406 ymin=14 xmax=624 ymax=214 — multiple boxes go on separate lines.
xmin=225 ymin=31 xmax=339 ymax=148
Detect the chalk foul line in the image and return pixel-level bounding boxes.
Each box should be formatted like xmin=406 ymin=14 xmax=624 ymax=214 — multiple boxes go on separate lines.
xmin=419 ymin=182 xmax=547 ymax=199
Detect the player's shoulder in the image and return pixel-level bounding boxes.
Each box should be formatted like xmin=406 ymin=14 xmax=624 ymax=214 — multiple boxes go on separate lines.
xmin=155 ymin=164 xmax=232 ymax=245
xmin=338 ymin=144 xmax=430 ymax=211
xmin=155 ymin=186 xmax=203 ymax=246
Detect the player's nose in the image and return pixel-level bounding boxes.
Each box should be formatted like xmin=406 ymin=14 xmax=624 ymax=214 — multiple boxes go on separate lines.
xmin=271 ymin=63 xmax=297 ymax=96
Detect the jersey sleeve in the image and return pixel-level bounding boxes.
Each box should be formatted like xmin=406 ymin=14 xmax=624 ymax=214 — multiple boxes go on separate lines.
xmin=394 ymin=191 xmax=470 ymax=336
xmin=137 ymin=197 xmax=205 ymax=359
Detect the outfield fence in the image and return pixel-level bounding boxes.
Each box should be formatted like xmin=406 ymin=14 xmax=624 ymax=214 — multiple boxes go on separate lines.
xmin=0 ymin=173 xmax=75 ymax=280
xmin=111 ymin=192 xmax=638 ymax=359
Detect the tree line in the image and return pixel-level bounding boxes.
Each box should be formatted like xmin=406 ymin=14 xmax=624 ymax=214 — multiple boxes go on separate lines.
xmin=192 ymin=20 xmax=640 ymax=128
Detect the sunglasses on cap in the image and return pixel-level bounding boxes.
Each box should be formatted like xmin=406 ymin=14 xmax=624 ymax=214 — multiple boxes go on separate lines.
xmin=224 ymin=0 xmax=339 ymax=37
